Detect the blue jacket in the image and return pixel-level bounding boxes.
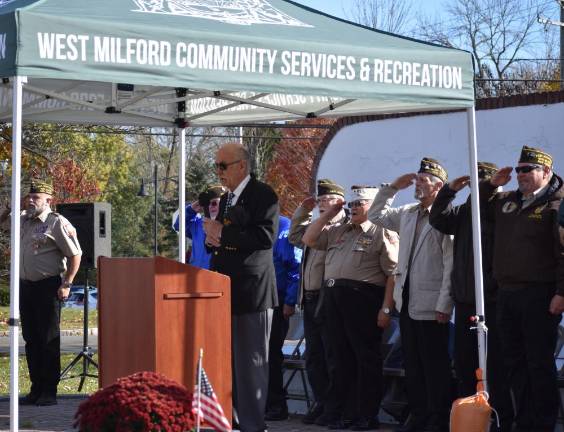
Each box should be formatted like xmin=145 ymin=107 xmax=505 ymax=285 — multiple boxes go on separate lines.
xmin=173 ymin=205 xmax=211 ymax=269
xmin=273 ymin=216 xmax=302 ymax=306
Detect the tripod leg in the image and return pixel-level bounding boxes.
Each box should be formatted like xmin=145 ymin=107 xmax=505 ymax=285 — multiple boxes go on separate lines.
xmin=60 ymin=352 xmax=83 ymax=380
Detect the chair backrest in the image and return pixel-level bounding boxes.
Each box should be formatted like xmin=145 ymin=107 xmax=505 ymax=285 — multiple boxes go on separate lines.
xmin=554 ymin=325 xmax=564 ymax=376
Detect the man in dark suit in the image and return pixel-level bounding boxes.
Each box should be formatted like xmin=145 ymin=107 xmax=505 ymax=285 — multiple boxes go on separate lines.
xmin=203 ymin=142 xmax=279 ymax=432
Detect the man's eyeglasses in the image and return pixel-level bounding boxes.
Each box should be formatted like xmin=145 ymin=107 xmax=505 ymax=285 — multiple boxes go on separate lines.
xmin=347 ymin=200 xmax=369 ymax=208
xmin=209 ymin=201 xmax=219 ymax=207
xmin=215 ymin=159 xmax=242 ymax=171
xmin=316 ymin=197 xmax=340 ymax=205
xmin=515 ymin=165 xmax=542 ymax=174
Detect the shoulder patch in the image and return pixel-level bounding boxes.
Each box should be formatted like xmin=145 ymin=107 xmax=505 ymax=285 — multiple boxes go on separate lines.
xmin=63 ymin=223 xmax=77 ymax=238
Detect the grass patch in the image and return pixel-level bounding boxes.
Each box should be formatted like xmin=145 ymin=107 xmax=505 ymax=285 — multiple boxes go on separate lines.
xmin=0 ymin=353 xmax=99 ymax=396
xmin=0 ymin=306 xmax=98 ymax=331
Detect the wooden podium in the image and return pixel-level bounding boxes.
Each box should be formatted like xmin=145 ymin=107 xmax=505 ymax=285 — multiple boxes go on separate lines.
xmin=97 ymin=256 xmax=232 ymax=420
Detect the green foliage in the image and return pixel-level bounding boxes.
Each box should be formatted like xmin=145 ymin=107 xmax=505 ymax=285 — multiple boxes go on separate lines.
xmin=0 ymin=287 xmax=8 ymax=307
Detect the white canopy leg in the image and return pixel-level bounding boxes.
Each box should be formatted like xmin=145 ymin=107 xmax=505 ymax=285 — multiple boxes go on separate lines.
xmin=10 ymin=75 xmax=26 ymax=432
xmin=466 ymin=106 xmax=488 ymax=392
xmin=178 ymin=127 xmax=186 ymax=263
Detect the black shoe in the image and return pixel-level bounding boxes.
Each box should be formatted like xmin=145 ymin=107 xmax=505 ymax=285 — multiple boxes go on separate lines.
xmin=351 ymin=417 xmax=380 ymax=431
xmin=19 ymin=392 xmax=40 ymax=405
xmin=264 ymin=406 xmax=288 ymax=421
xmin=302 ymin=403 xmax=324 ymax=424
xmin=35 ymin=394 xmax=57 ymax=406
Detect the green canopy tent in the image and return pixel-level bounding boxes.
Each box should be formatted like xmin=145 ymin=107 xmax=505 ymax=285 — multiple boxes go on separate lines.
xmin=0 ymin=1 xmax=485 ymax=431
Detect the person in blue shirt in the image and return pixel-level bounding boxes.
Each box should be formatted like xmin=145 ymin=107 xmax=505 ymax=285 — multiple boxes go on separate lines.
xmin=172 ymin=184 xmax=225 ymax=269
xmin=265 ymin=215 xmax=302 ymax=421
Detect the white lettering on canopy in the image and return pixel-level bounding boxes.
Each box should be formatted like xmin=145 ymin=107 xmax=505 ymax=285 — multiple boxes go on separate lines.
xmin=33 ymin=32 xmax=465 ymax=90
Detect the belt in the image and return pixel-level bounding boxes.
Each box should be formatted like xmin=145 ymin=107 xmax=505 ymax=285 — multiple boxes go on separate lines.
xmin=325 ymin=278 xmax=382 ymax=290
xmin=304 ymin=290 xmax=321 ymax=300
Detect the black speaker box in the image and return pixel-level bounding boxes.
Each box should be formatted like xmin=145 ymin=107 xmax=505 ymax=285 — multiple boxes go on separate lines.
xmin=56 ymin=202 xmax=111 ymax=269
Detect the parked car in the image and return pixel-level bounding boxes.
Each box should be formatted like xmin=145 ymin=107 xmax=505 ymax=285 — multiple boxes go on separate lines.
xmin=64 ymin=286 xmax=98 ymax=309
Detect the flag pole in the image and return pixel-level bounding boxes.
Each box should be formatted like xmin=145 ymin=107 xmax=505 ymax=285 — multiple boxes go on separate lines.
xmin=196 ymin=348 xmax=203 ymax=432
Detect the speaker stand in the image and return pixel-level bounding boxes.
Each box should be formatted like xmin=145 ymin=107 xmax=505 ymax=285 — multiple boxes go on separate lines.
xmin=60 ymin=267 xmax=98 ymax=391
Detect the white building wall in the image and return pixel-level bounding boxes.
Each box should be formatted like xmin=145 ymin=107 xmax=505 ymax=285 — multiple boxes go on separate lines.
xmin=317 ymin=103 xmax=564 ymax=206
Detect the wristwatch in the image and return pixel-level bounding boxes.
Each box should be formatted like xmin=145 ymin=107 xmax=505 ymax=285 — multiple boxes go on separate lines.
xmin=61 ymin=280 xmax=72 ymax=288
xmin=381 ymin=307 xmax=391 ymax=315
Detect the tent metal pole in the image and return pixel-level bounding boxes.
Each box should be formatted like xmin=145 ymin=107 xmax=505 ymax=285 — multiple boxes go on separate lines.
xmin=10 ymin=75 xmax=25 ymax=432
xmin=466 ymin=106 xmax=488 ymax=392
xmin=178 ymin=127 xmax=186 ymax=263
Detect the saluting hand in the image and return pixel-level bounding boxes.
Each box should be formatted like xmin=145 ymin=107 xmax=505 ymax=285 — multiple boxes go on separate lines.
xmin=301 ymin=196 xmax=317 ymax=212
xmin=449 ymin=176 xmax=471 ymax=192
xmin=323 ymin=202 xmax=343 ymax=220
xmin=391 ymin=173 xmax=417 ymax=190
xmin=490 ymin=166 xmax=512 ymax=187
xmin=191 ymin=200 xmax=202 ymax=213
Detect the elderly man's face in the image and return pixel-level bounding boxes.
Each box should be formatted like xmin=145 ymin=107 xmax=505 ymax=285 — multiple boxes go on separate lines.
xmin=516 ymin=163 xmax=550 ymax=195
xmin=215 ymin=147 xmax=247 ymax=191
xmin=316 ymin=194 xmax=343 ymax=214
xmin=414 ymin=173 xmax=441 ymax=201
xmin=208 ymin=197 xmax=221 ymax=220
xmin=27 ymin=193 xmax=51 ymax=218
xmin=349 ymin=199 xmax=371 ymax=225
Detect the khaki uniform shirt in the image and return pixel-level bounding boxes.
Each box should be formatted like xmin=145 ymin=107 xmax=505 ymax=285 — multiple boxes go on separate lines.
xmin=310 ymin=220 xmax=399 ymax=286
xmin=289 ymin=206 xmax=346 ymax=293
xmin=20 ymin=208 xmax=82 ymax=281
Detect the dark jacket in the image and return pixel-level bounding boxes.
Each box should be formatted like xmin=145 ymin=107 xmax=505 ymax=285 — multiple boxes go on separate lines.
xmin=210 ymin=175 xmax=280 ymax=315
xmin=429 ymin=184 xmax=498 ymax=304
xmin=480 ymin=173 xmax=564 ymax=295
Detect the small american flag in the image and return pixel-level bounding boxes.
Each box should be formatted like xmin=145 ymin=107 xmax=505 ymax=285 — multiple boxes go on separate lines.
xmin=193 ymin=366 xmax=231 ymax=432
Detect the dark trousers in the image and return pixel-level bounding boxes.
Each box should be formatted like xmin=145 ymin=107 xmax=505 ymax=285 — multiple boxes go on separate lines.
xmin=400 ymin=284 xmax=451 ymax=428
xmin=266 ymin=305 xmax=290 ymax=411
xmin=20 ymin=276 xmax=62 ymax=397
xmin=303 ymin=291 xmax=332 ymax=406
xmin=498 ymin=286 xmax=561 ymax=432
xmin=324 ymin=282 xmax=385 ymax=419
xmin=454 ymin=301 xmax=513 ymax=430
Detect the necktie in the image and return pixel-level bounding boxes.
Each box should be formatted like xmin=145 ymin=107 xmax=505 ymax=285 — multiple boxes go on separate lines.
xmin=223 ymin=192 xmax=235 ymax=219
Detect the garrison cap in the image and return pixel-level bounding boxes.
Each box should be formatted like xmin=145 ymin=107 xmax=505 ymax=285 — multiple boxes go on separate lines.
xmin=29 ymin=180 xmax=54 ymax=196
xmin=477 ymin=161 xmax=498 ymax=180
xmin=317 ymin=179 xmax=345 ymax=198
xmin=519 ymin=145 xmax=553 ymax=168
xmin=418 ymin=157 xmax=447 ymax=183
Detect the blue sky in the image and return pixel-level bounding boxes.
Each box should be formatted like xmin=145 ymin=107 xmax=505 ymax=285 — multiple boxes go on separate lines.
xmin=295 ymin=0 xmax=444 ymax=26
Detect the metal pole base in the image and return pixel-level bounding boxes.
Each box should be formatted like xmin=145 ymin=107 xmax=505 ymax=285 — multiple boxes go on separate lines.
xmin=59 ymin=347 xmax=98 ymax=392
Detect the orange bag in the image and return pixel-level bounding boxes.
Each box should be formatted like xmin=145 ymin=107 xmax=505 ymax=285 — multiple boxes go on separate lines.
xmin=450 ymin=369 xmax=492 ymax=432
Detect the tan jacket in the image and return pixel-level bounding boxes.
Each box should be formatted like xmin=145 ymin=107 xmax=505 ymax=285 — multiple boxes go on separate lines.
xmin=20 ymin=208 xmax=82 ymax=281
xmin=368 ymin=184 xmax=454 ymax=320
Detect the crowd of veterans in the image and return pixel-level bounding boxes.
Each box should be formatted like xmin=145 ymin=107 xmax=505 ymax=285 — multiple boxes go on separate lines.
xmin=179 ymin=143 xmax=564 ymax=432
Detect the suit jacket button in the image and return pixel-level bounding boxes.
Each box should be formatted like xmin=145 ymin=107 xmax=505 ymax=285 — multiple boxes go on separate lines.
xmin=214 ymin=251 xmax=218 ymax=255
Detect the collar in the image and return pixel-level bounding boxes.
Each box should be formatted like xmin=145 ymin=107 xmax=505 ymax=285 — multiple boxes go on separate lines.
xmin=522 ymin=182 xmax=550 ymax=201
xmin=36 ymin=207 xmax=51 ymax=223
xmin=418 ymin=203 xmax=432 ymax=214
xmin=231 ymin=174 xmax=251 ymax=198
xmin=358 ymin=220 xmax=372 ymax=232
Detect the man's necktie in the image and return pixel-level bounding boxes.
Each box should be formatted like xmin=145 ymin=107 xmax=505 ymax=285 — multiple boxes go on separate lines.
xmin=223 ymin=192 xmax=235 ymax=219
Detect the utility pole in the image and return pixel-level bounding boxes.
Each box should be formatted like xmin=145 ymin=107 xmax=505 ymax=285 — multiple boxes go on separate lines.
xmin=538 ymin=0 xmax=564 ymax=89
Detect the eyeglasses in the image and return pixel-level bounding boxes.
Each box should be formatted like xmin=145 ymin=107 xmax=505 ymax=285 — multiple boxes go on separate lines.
xmin=515 ymin=165 xmax=542 ymax=174
xmin=316 ymin=197 xmax=340 ymax=205
xmin=209 ymin=201 xmax=219 ymax=207
xmin=347 ymin=200 xmax=369 ymax=208
xmin=215 ymin=159 xmax=242 ymax=171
